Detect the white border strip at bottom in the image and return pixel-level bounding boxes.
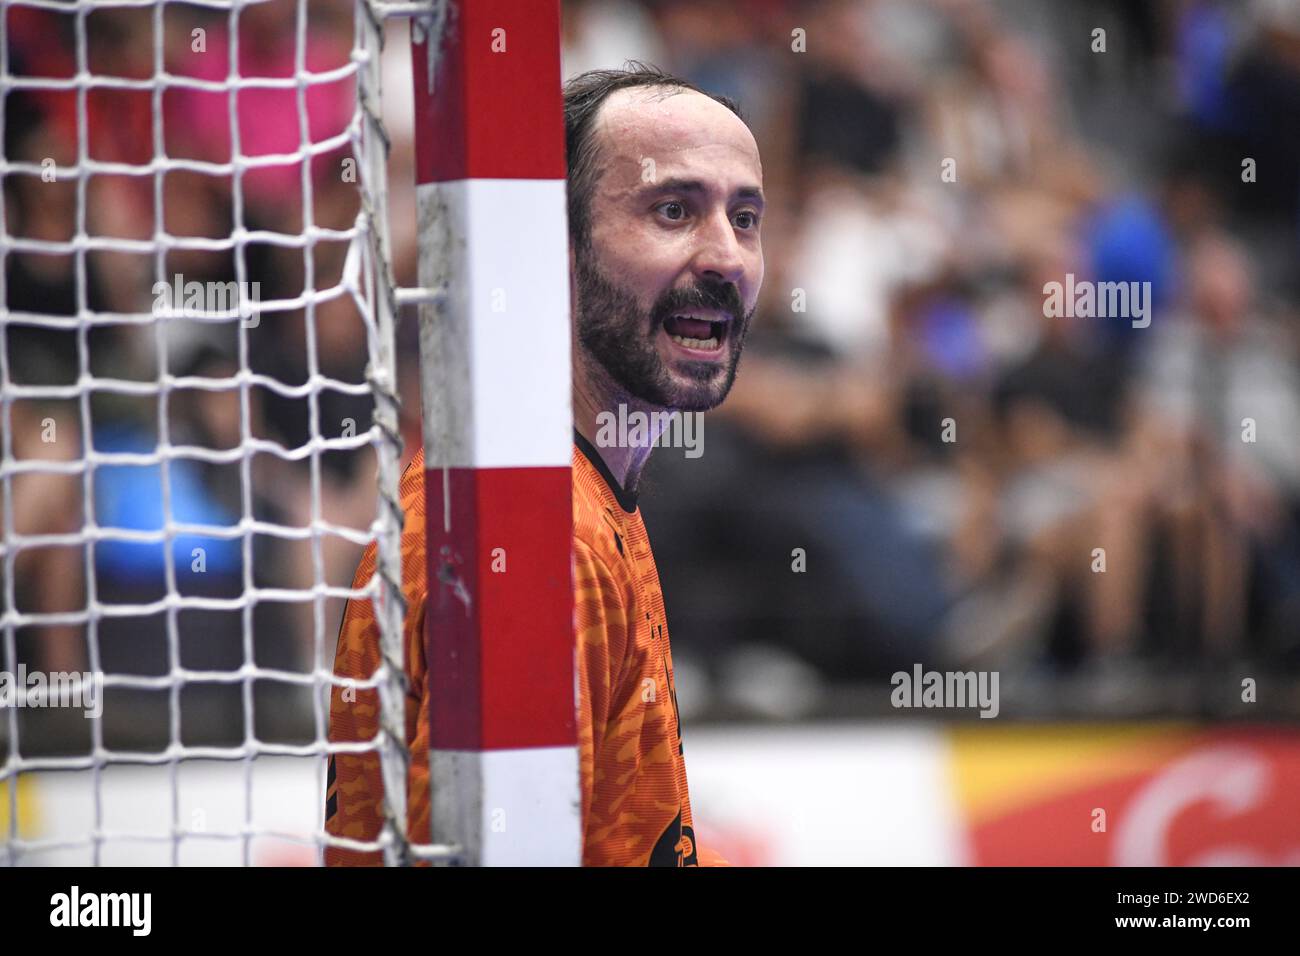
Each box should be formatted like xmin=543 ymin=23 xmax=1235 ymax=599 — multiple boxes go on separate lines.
xmin=429 ymin=745 xmax=582 ymax=866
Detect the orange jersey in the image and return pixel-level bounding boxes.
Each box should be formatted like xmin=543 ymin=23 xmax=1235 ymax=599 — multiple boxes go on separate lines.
xmin=325 ymin=435 xmax=721 ymax=866
xmin=325 ymin=449 xmax=432 ymax=865
xmin=571 ymin=431 xmax=703 ymax=865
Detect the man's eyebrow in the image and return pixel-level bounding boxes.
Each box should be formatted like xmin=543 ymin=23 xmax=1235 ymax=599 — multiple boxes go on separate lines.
xmin=639 ymin=177 xmax=766 ymax=209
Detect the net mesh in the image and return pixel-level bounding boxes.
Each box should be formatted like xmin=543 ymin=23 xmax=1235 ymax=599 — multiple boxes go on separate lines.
xmin=0 ymin=0 xmax=415 ymax=865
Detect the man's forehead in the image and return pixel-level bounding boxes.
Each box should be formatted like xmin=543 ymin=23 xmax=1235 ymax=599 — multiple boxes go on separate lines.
xmin=594 ymin=86 xmax=761 ymax=180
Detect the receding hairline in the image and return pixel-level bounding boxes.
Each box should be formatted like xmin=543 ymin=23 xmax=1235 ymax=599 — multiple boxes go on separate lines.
xmin=586 ymin=86 xmax=762 ymax=189
xmin=594 ymin=84 xmax=756 ymax=141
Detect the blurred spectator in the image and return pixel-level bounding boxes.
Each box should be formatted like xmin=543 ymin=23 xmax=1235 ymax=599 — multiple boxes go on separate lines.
xmin=4 ymin=0 xmax=1299 ymax=747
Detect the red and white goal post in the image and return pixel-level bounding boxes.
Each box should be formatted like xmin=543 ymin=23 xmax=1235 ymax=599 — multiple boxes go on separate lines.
xmin=0 ymin=0 xmax=579 ymax=866
xmin=411 ymin=0 xmax=581 ymax=866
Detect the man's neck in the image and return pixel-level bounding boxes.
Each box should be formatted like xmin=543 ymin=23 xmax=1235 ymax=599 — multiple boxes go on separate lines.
xmin=572 ymin=371 xmax=672 ymax=496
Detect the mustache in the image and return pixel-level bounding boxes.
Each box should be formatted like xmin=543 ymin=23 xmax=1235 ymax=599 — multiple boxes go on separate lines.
xmin=650 ymin=279 xmax=745 ymax=324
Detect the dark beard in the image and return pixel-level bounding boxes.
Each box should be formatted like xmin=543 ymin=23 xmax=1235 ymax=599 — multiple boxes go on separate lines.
xmin=572 ymin=247 xmax=752 ymax=412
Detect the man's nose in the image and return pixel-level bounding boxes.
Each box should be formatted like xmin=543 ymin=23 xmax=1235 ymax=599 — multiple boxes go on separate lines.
xmin=691 ymin=208 xmax=746 ymax=288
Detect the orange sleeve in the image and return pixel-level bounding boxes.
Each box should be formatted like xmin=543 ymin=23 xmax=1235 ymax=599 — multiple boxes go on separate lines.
xmin=403 ymin=597 xmax=431 ymax=850
xmin=326 ymin=453 xmax=430 ymax=865
xmin=572 ymin=539 xmax=628 ymax=855
xmin=324 ymin=577 xmax=430 ymax=864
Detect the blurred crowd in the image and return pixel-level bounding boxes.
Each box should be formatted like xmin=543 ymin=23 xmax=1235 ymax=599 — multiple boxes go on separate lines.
xmin=4 ymin=0 xmax=1300 ymax=750
xmin=582 ymin=0 xmax=1300 ymax=718
xmin=3 ymin=0 xmax=382 ymax=749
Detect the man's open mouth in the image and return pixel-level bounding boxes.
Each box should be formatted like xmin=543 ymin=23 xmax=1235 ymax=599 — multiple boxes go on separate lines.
xmin=662 ymin=311 xmax=730 ymax=352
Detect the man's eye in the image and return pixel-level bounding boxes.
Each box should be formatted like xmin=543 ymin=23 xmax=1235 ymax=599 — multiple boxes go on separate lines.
xmin=735 ymin=210 xmax=759 ymax=230
xmin=659 ymin=201 xmax=686 ymax=221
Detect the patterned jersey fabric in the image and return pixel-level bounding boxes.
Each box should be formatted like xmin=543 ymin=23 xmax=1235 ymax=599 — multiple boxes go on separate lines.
xmin=325 ymin=448 xmax=430 ymax=866
xmin=325 ymin=435 xmax=722 ymax=866
xmin=571 ymin=431 xmax=707 ymax=865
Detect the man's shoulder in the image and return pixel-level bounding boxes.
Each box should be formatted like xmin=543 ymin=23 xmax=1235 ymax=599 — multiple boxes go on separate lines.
xmin=390 ymin=444 xmax=634 ymax=588
xmin=347 ymin=448 xmax=429 ymax=601
xmin=571 ymin=446 xmax=633 ymax=580
xmin=400 ymin=448 xmax=426 ymax=516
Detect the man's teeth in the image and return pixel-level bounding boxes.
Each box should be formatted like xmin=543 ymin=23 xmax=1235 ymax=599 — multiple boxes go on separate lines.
xmin=669 ymin=333 xmax=719 ymax=350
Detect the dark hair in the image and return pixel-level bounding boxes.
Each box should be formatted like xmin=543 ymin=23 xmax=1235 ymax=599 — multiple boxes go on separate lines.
xmin=563 ymin=61 xmax=745 ymax=251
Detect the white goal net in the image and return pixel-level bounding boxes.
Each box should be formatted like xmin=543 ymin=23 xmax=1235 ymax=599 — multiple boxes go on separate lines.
xmin=0 ymin=0 xmax=415 ymax=865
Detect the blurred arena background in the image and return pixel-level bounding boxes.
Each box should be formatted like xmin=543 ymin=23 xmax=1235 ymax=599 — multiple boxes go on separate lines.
xmin=3 ymin=0 xmax=1300 ymax=864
